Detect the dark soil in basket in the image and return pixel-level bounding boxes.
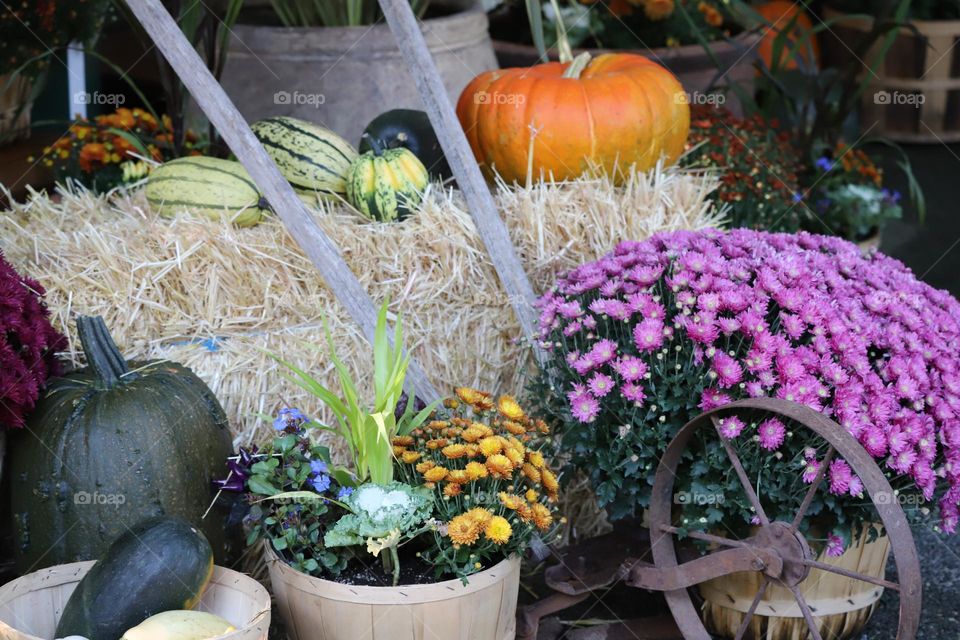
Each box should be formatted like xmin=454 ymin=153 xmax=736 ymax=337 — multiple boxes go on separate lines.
xmin=329 ymin=551 xmax=441 ymax=587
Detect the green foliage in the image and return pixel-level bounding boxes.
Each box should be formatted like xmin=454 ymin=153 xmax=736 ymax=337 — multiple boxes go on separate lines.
xmin=270 ymin=0 xmax=429 ymax=27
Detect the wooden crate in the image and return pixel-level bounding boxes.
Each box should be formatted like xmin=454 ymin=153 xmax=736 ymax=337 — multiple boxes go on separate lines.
xmin=822 ymin=9 xmax=960 ymax=142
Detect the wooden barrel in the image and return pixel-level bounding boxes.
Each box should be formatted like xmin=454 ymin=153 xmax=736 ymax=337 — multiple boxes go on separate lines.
xmin=699 ymin=531 xmax=891 ymax=640
xmin=265 ymin=544 xmax=521 ymax=640
xmin=0 ymin=562 xmax=271 ymax=640
xmin=821 ymin=9 xmax=960 ymax=142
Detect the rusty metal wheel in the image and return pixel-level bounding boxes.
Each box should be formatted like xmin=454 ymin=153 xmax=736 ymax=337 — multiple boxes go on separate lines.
xmin=639 ymin=398 xmax=921 ymax=640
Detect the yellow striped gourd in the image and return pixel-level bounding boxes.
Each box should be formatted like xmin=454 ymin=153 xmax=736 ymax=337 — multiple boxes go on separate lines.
xmin=346 ymin=134 xmax=429 ymax=222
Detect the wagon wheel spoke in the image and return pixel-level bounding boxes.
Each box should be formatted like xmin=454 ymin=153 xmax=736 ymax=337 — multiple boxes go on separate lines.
xmin=788 ymin=584 xmax=824 ymax=640
xmin=657 ymin=524 xmax=751 ymax=550
xmin=734 ymin=578 xmax=770 ymax=640
xmin=797 ymin=557 xmax=900 ymax=591
xmin=711 ymin=416 xmax=770 ymax=526
xmin=791 ymin=446 xmax=836 ymax=531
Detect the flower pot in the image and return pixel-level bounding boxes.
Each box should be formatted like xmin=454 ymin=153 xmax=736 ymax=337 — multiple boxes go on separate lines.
xmin=699 ymin=529 xmax=891 ymax=640
xmin=821 ymin=8 xmax=960 ymax=142
xmin=220 ymin=0 xmax=498 ymax=144
xmin=0 ymin=561 xmax=271 ymax=640
xmin=0 ymin=74 xmax=34 ymax=145
xmin=265 ymin=544 xmax=521 ymax=640
xmin=491 ymin=31 xmax=761 ymax=116
xmin=857 ymin=230 xmax=882 ymax=253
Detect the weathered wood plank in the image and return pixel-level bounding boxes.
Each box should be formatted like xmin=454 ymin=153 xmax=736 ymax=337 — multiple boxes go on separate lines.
xmin=122 ymin=0 xmax=440 ymax=400
xmin=378 ymin=0 xmax=542 ymax=359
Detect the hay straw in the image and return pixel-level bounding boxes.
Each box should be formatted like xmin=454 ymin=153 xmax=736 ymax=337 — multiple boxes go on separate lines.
xmin=0 ymin=164 xmax=722 ymax=452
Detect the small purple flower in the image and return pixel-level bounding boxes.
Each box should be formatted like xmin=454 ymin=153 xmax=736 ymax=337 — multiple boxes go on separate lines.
xmin=826 ymin=533 xmax=845 ymax=557
xmin=274 ymin=407 xmax=309 ymax=433
xmin=757 ymin=418 xmax=785 ymax=450
xmin=568 ymin=388 xmax=600 ymax=423
xmin=588 ymin=372 xmax=615 ymax=398
xmin=213 ymin=446 xmax=259 ymax=492
xmin=614 ymin=356 xmax=647 ymax=382
xmin=815 ymin=156 xmax=833 ymax=172
xmin=717 ymin=416 xmax=745 ymax=439
xmin=310 ymin=473 xmax=331 ymax=493
xmin=310 ymin=459 xmax=328 ymax=476
xmin=802 ymin=458 xmax=821 ymax=483
xmin=337 ymin=486 xmax=354 ymax=500
xmin=828 ymin=459 xmax=853 ymax=495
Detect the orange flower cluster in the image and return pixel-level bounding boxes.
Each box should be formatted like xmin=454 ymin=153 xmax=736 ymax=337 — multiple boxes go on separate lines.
xmin=394 ymin=388 xmax=562 ymax=554
xmin=833 ymin=143 xmax=882 ymax=187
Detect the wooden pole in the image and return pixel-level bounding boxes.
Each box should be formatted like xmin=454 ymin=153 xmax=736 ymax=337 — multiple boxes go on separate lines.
xmin=377 ymin=0 xmax=543 ymax=359
xmin=121 ymin=0 xmax=440 ymax=401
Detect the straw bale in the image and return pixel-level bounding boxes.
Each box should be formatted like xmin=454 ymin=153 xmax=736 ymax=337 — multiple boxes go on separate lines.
xmin=0 ymin=166 xmax=722 ymax=451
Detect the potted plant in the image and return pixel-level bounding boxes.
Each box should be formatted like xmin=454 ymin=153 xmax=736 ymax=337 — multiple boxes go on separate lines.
xmin=0 ymin=253 xmax=64 ymax=483
xmin=218 ymin=302 xmax=562 ymax=640
xmin=487 ymin=0 xmax=761 ymax=112
xmin=530 ymin=228 xmax=960 ymax=638
xmin=219 ymin=0 xmax=499 ymax=143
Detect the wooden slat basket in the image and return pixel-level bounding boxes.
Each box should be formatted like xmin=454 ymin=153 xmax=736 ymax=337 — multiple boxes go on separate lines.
xmin=0 ymin=562 xmax=271 ymax=640
xmin=822 ymin=9 xmax=960 ymax=142
xmin=699 ymin=530 xmax=891 ymax=640
xmin=265 ymin=545 xmax=520 ymax=640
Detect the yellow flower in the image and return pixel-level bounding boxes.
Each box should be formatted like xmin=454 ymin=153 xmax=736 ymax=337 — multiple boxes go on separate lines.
xmin=464 ymin=444 xmax=481 ymax=458
xmin=448 ymin=514 xmax=481 ymax=545
xmin=448 ymin=469 xmax=470 ymax=484
xmin=442 ymin=443 xmax=468 ymax=459
xmin=455 ymin=387 xmax=494 ymax=411
xmin=392 ymin=435 xmax=414 ymax=446
xmin=527 ymin=451 xmax=545 ymax=469
xmin=522 ymin=463 xmax=542 ymax=484
xmin=643 ymin=0 xmax=674 ymax=20
xmin=525 ymin=488 xmax=540 ymax=502
xmin=466 ymin=507 xmax=493 ymax=525
xmin=443 ymin=397 xmax=460 ymax=409
xmin=503 ymin=420 xmax=527 ymax=436
xmin=392 ymin=445 xmax=407 ymax=457
xmin=504 ymin=446 xmax=525 ymax=466
xmin=465 ymin=461 xmax=489 ymax=480
xmin=444 ymin=483 xmax=462 ymax=497
xmin=497 ymin=395 xmax=526 ymax=421
xmin=484 ymin=516 xmax=512 ymax=544
xmin=486 ymin=454 xmax=514 ymax=479
xmin=499 ymin=492 xmax=525 ymax=510
xmin=535 ymin=419 xmax=551 ymax=435
xmin=427 ymin=420 xmax=449 ymax=431
xmin=472 ymin=423 xmax=495 ymax=437
xmin=516 ymin=502 xmax=533 ymax=522
xmin=542 ymin=468 xmax=559 ymax=494
xmin=461 ymin=426 xmax=485 ymax=442
xmin=416 ymin=460 xmax=436 ymax=474
xmin=426 ymin=438 xmax=448 ymax=450
xmin=532 ymin=503 xmax=554 ymax=531
xmin=424 ymin=466 xmax=449 ymax=483
xmin=401 ymin=451 xmax=421 ymax=464
xmin=479 ymin=436 xmax=504 ymax=457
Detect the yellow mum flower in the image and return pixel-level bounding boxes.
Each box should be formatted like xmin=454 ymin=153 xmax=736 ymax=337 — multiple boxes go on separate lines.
xmin=443 ymin=397 xmax=459 ymax=409
xmin=424 ymin=466 xmax=449 ymax=483
xmin=442 ymin=443 xmax=468 ymax=459
xmin=466 ymin=507 xmax=493 ymax=525
xmin=516 ymin=502 xmax=533 ymax=522
xmin=472 ymin=423 xmax=494 ymax=437
xmin=527 ymin=451 xmax=545 ymax=469
xmin=499 ymin=492 xmax=525 ymax=510
xmin=542 ymin=468 xmax=559 ymax=493
xmin=444 ymin=483 xmax=462 ymax=497
xmin=486 ymin=454 xmax=514 ymax=479
xmin=532 ymin=503 xmax=553 ymax=531
xmin=464 ymin=444 xmax=481 ymax=458
xmin=503 ymin=420 xmax=527 ymax=436
xmin=461 ymin=426 xmax=485 ymax=442
xmin=535 ymin=419 xmax=551 ymax=435
xmin=392 ymin=435 xmax=415 ymax=446
xmin=497 ymin=395 xmax=526 ymax=421
xmin=448 ymin=514 xmax=481 ymax=545
xmin=401 ymin=451 xmax=421 ymax=464
xmin=484 ymin=516 xmax=512 ymax=544
xmin=455 ymin=387 xmax=494 ymax=411
xmin=416 ymin=460 xmax=436 ymax=474
xmin=504 ymin=446 xmax=524 ymax=466
xmin=525 ymin=488 xmax=539 ymax=502
xmin=522 ymin=463 xmax=541 ymax=484
xmin=392 ymin=445 xmax=407 ymax=457
xmin=478 ymin=436 xmax=503 ymax=457
xmin=465 ymin=461 xmax=489 ymax=480
xmin=427 ymin=420 xmax=449 ymax=431
xmin=426 ymin=438 xmax=448 ymax=450
xmin=448 ymin=469 xmax=470 ymax=484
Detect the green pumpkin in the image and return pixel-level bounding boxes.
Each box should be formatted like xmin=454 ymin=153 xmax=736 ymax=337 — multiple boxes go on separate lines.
xmin=346 ymin=134 xmax=429 ymax=222
xmin=359 ymin=109 xmax=452 ymax=182
xmin=9 ymin=316 xmax=235 ymax=572
xmin=56 ymin=517 xmax=215 ymax=640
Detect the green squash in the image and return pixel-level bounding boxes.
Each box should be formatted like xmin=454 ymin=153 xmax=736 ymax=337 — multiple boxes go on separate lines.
xmin=346 ymin=135 xmax=430 ymax=222
xmin=9 ymin=316 xmax=235 ymax=572
xmin=359 ymin=109 xmax=452 ymax=182
xmin=56 ymin=517 xmax=215 ymax=640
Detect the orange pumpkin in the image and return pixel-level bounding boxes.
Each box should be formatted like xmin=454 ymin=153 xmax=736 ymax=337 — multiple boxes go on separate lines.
xmin=755 ymin=0 xmax=820 ymax=72
xmin=456 ymin=52 xmax=690 ymax=185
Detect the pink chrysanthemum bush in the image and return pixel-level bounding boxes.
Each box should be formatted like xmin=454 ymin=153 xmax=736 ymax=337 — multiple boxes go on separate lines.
xmin=0 ymin=251 xmax=65 ymax=429
xmin=530 ymin=229 xmax=960 ymax=552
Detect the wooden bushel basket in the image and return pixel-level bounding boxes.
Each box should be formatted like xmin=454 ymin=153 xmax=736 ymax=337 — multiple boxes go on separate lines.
xmin=265 ymin=544 xmax=521 ymax=640
xmin=0 ymin=562 xmax=271 ymax=640
xmin=699 ymin=530 xmax=891 ymax=640
xmin=822 ymin=9 xmax=960 ymax=142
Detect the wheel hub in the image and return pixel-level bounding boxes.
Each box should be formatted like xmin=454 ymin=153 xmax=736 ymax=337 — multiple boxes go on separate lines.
xmin=751 ymin=521 xmax=812 ymax=586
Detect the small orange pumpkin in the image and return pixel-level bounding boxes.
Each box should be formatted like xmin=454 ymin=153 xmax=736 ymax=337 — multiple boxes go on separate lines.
xmin=755 ymin=0 xmax=820 ymax=72
xmin=456 ymin=52 xmax=690 ymax=185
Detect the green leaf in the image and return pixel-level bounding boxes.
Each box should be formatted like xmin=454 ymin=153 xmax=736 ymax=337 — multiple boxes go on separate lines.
xmin=247 ymin=476 xmax=280 ymax=496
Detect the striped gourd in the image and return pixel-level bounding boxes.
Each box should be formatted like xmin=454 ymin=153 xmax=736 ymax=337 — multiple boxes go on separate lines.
xmin=145 ymin=157 xmax=267 ymax=227
xmin=346 ymin=135 xmax=429 ymax=222
xmin=250 ymin=116 xmax=357 ymax=199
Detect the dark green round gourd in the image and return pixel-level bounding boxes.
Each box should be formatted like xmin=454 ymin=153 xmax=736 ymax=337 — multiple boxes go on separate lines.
xmin=359 ymin=109 xmax=453 ymax=182
xmin=9 ymin=316 xmax=235 ymax=573
xmin=56 ymin=517 xmax=215 ymax=640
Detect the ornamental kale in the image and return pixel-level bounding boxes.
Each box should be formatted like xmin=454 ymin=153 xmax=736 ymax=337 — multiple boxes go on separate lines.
xmin=531 ymin=229 xmax=960 ymax=553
